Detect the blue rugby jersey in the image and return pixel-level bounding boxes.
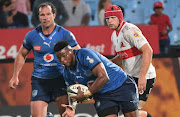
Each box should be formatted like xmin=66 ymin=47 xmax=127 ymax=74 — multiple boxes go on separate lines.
xmin=23 ymin=25 xmax=78 ymax=79
xmin=63 ymin=48 xmax=127 ymax=94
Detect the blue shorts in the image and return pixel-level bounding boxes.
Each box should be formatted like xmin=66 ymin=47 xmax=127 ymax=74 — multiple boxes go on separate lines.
xmin=31 ymin=76 xmax=67 ymax=103
xmin=93 ymin=76 xmax=138 ymax=115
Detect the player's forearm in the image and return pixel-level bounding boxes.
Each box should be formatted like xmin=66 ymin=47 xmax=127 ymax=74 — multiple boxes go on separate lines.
xmin=12 ymin=53 xmax=26 ymax=77
xmin=110 ymin=55 xmax=122 ymax=66
xmin=140 ymin=47 xmax=152 ymax=78
xmin=89 ymin=75 xmax=109 ymax=95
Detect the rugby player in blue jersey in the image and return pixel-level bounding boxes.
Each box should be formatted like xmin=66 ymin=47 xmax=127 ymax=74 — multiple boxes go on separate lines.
xmin=9 ymin=2 xmax=80 ymax=117
xmin=54 ymin=40 xmax=139 ymax=117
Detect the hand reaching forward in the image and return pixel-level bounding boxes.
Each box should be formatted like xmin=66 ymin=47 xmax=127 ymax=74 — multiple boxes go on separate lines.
xmin=61 ymin=104 xmax=75 ymax=117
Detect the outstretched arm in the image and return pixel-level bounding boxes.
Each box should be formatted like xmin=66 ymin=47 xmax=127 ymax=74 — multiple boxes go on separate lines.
xmin=9 ymin=45 xmax=30 ymax=89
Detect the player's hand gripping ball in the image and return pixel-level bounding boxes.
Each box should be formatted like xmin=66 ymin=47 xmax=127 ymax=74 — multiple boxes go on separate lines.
xmin=67 ymin=84 xmax=91 ymax=102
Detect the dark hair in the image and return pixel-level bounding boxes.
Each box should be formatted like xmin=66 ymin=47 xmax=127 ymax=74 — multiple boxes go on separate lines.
xmin=98 ymin=0 xmax=107 ymax=13
xmin=54 ymin=41 xmax=69 ymax=52
xmin=38 ymin=2 xmax=56 ymax=15
xmin=153 ymin=7 xmax=163 ymax=10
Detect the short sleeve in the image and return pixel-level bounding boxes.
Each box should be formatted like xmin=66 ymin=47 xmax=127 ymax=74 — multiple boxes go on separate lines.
xmin=166 ymin=15 xmax=171 ymax=26
xmin=78 ymin=49 xmax=101 ymax=70
xmin=124 ymin=26 xmax=148 ymax=49
xmin=64 ymin=31 xmax=78 ymax=47
xmin=23 ymin=31 xmax=33 ymax=50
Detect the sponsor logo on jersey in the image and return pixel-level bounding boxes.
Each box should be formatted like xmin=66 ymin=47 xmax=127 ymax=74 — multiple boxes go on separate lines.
xmin=40 ymin=63 xmax=57 ymax=66
xmin=120 ymin=42 xmax=125 ymax=48
xmin=43 ymin=54 xmax=54 ymax=62
xmin=86 ymin=56 xmax=94 ymax=64
xmin=133 ymin=32 xmax=139 ymax=38
xmin=33 ymin=46 xmax=41 ymax=51
xmin=43 ymin=41 xmax=51 ymax=47
xmin=32 ymin=90 xmax=38 ymax=97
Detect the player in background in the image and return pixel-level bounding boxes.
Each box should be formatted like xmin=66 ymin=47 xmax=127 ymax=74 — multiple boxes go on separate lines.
xmin=104 ymin=5 xmax=156 ymax=117
xmin=54 ymin=40 xmax=139 ymax=117
xmin=149 ymin=1 xmax=172 ymax=54
xmin=9 ymin=2 xmax=80 ymax=117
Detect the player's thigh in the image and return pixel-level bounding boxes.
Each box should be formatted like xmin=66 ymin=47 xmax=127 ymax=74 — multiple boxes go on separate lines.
xmin=97 ymin=106 xmax=119 ymax=117
xmin=55 ymin=94 xmax=68 ymax=105
xmin=31 ymin=100 xmax=48 ymax=117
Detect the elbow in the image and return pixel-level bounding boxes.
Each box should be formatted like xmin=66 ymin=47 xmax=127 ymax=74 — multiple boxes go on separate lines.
xmin=149 ymin=47 xmax=153 ymax=55
xmin=100 ymin=75 xmax=109 ymax=85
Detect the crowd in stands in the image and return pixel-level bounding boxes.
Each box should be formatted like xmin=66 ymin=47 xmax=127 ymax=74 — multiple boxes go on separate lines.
xmin=0 ymin=0 xmax=180 ymax=47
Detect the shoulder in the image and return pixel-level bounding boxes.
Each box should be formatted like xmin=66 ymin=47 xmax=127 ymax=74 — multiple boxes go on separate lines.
xmin=75 ymin=48 xmax=93 ymax=58
xmin=163 ymin=14 xmax=170 ymax=18
xmin=80 ymin=1 xmax=90 ymax=9
xmin=25 ymin=27 xmax=40 ymax=38
xmin=122 ymin=22 xmax=140 ymax=34
xmin=76 ymin=48 xmax=91 ymax=55
xmin=26 ymin=29 xmax=35 ymax=37
xmin=58 ymin=26 xmax=70 ymax=33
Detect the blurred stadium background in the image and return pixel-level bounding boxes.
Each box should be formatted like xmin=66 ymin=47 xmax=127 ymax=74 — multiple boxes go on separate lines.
xmin=0 ymin=0 xmax=180 ymax=117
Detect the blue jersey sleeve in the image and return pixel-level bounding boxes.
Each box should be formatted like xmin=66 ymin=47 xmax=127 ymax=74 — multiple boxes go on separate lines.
xmin=78 ymin=49 xmax=101 ymax=70
xmin=23 ymin=31 xmax=33 ymax=50
xmin=64 ymin=30 xmax=78 ymax=47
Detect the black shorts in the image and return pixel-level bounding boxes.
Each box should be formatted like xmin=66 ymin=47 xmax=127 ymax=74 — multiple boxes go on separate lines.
xmin=31 ymin=76 xmax=67 ymax=103
xmin=133 ymin=77 xmax=156 ymax=101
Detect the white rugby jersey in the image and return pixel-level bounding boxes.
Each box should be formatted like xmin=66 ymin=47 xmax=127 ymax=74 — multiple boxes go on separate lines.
xmin=111 ymin=21 xmax=156 ymax=79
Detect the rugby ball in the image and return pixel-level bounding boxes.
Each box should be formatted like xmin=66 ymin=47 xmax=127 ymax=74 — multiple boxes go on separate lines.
xmin=67 ymin=84 xmax=91 ymax=102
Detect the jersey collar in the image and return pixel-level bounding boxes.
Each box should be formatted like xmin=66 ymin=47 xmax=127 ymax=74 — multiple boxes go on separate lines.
xmin=116 ymin=21 xmax=126 ymax=36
